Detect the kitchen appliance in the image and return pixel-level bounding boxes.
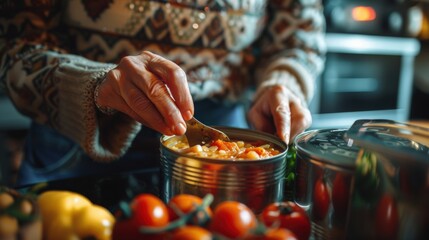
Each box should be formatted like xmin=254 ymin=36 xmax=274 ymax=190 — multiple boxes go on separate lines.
xmin=310 ymin=1 xmax=421 ymax=129
xmin=324 ymin=0 xmax=423 ymax=37
xmin=159 ymin=127 xmax=288 ymax=214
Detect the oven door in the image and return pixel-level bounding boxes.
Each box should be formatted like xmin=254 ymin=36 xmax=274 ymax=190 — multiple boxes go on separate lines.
xmin=310 ymin=33 xmax=420 ymax=129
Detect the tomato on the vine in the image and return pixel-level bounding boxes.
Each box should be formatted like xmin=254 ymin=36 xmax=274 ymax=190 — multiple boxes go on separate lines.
xmin=171 ymin=225 xmax=212 ymax=240
xmin=375 ymin=193 xmax=399 ymax=239
xmin=131 ymin=193 xmax=169 ymax=227
xmin=312 ymin=177 xmax=330 ymax=221
xmin=263 ymin=228 xmax=298 ymax=240
xmin=260 ymin=201 xmax=311 ymax=240
xmin=168 ymin=194 xmax=212 ymax=225
xmin=210 ymin=201 xmax=257 ymax=239
xmin=112 ymin=194 xmax=169 ymax=240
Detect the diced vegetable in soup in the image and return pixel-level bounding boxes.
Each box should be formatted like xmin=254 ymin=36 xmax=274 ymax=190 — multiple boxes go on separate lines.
xmin=163 ymin=136 xmax=281 ymax=160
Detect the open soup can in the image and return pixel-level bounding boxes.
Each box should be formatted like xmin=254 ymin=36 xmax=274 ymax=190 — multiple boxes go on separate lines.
xmin=159 ymin=127 xmax=288 ymax=213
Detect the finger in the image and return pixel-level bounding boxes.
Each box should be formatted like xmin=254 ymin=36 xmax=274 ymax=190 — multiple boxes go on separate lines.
xmin=136 ymin=69 xmax=186 ymax=135
xmin=118 ymin=56 xmax=187 ymax=135
xmin=269 ymin=88 xmax=292 ymax=144
xmin=247 ymin=101 xmax=276 ymax=134
xmin=289 ymin=101 xmax=312 ymax=141
xmin=100 ymin=65 xmax=176 ymax=135
xmin=139 ymin=51 xmax=194 ymax=120
xmin=121 ymin=76 xmax=185 ymax=135
xmin=110 ymin=92 xmax=174 ymax=136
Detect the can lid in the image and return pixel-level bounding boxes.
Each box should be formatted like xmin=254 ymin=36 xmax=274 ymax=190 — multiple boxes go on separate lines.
xmin=345 ymin=119 xmax=429 ymax=165
xmin=294 ymin=128 xmax=360 ymax=169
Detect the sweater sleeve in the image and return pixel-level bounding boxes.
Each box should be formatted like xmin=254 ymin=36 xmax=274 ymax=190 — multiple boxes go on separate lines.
xmin=254 ymin=0 xmax=326 ymax=102
xmin=0 ymin=1 xmax=141 ymax=161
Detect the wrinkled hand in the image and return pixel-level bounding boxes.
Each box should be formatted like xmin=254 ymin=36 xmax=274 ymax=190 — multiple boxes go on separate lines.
xmin=247 ymin=85 xmax=312 ymax=144
xmin=95 ymin=51 xmax=194 ymax=136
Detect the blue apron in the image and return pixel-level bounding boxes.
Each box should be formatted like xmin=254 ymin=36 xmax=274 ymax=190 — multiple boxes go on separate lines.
xmin=16 ymin=99 xmax=249 ymax=187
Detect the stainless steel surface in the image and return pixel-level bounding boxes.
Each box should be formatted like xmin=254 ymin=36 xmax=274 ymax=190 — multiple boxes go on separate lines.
xmin=160 ymin=127 xmax=287 ymax=214
xmin=345 ymin=119 xmax=429 ymax=239
xmin=184 ymin=117 xmax=230 ymax=146
xmin=294 ymin=129 xmax=359 ymax=240
xmin=348 ymin=119 xmax=429 ymax=147
xmin=295 ymin=120 xmax=429 ymax=240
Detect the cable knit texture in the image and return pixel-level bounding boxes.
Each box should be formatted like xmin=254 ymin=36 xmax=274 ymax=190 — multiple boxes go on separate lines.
xmin=0 ymin=0 xmax=326 ymax=161
xmin=54 ymin=57 xmax=141 ymax=161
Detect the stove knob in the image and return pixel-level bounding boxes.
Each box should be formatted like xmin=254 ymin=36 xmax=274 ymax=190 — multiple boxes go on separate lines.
xmin=330 ymin=6 xmax=347 ymax=29
xmin=388 ymin=11 xmax=403 ymax=34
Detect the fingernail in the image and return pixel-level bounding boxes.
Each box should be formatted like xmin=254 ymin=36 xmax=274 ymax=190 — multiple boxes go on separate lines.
xmin=172 ymin=122 xmax=186 ymax=135
xmin=284 ymin=133 xmax=290 ymax=145
xmin=183 ymin=110 xmax=193 ymax=121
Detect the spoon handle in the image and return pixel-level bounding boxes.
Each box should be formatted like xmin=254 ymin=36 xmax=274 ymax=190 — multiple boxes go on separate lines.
xmin=185 ymin=117 xmax=230 ymax=146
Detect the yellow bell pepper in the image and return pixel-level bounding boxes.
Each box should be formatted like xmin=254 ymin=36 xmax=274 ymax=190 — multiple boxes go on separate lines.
xmin=38 ymin=190 xmax=115 ymax=240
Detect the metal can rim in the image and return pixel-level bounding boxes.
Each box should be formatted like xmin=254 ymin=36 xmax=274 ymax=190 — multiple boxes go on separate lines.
xmin=294 ymin=128 xmax=358 ymax=170
xmin=160 ymin=126 xmax=288 ymax=163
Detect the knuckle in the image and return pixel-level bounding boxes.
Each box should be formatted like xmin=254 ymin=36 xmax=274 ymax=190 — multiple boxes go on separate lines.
xmin=170 ymin=67 xmax=187 ymax=81
xmin=105 ymin=70 xmax=117 ymax=81
xmin=141 ymin=50 xmax=153 ymax=58
xmin=271 ymin=84 xmax=288 ymax=94
xmin=142 ymin=51 xmax=160 ymax=63
xmin=275 ymin=104 xmax=290 ymax=115
xmin=148 ymin=81 xmax=167 ymax=99
xmin=119 ymin=56 xmax=135 ymax=67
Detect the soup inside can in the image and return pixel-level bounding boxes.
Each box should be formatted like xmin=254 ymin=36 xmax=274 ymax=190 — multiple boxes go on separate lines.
xmin=159 ymin=127 xmax=288 ymax=213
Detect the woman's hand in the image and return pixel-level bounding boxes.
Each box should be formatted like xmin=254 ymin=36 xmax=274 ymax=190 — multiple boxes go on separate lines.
xmin=247 ymin=85 xmax=312 ymax=145
xmin=95 ymin=51 xmax=194 ymax=136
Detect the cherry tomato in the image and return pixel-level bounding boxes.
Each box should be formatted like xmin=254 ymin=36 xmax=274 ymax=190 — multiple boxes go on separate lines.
xmin=131 ymin=193 xmax=169 ymax=227
xmin=112 ymin=194 xmax=169 ymax=240
xmin=260 ymin=201 xmax=311 ymax=240
xmin=375 ymin=193 xmax=399 ymax=239
xmin=210 ymin=201 xmax=257 ymax=239
xmin=263 ymin=228 xmax=298 ymax=240
xmin=332 ymin=173 xmax=350 ymax=220
xmin=168 ymin=194 xmax=212 ymax=225
xmin=312 ymin=177 xmax=330 ymax=221
xmin=171 ymin=225 xmax=212 ymax=240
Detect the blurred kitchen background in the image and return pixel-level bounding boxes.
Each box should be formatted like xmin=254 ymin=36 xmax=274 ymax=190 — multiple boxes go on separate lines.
xmin=2 ymin=0 xmax=429 ymax=184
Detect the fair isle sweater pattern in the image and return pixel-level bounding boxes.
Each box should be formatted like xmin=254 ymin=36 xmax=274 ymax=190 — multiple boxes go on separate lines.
xmin=0 ymin=0 xmax=326 ymax=161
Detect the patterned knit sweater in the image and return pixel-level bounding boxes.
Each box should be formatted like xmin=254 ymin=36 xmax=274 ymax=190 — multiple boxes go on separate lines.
xmin=0 ymin=0 xmax=326 ymax=161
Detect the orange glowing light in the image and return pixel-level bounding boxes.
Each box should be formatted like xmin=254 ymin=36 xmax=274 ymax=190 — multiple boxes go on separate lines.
xmin=352 ymin=6 xmax=376 ymax=22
